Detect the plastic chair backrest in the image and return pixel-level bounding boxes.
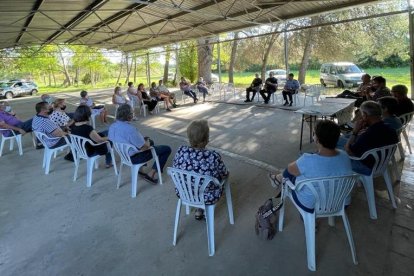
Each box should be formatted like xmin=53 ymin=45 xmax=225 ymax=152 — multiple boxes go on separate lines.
xmin=399 ymin=111 xmax=414 ymax=127
xmin=358 ymin=144 xmax=398 ymax=177
xmin=295 ymin=174 xmax=358 ymax=215
xmin=68 ymin=134 xmax=101 ymax=160
xmin=34 ymin=131 xmax=61 ymax=149
xmin=167 ymin=167 xmax=221 ymax=206
xmin=113 ymin=142 xmax=135 ymax=166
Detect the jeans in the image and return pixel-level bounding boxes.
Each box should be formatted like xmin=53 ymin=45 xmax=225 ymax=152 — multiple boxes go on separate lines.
xmin=282 ymin=90 xmax=294 ymax=103
xmin=130 ymin=145 xmax=171 ymax=172
xmin=16 ymin=118 xmax=33 ymax=133
xmin=351 ymin=160 xmax=372 ymax=176
xmin=259 ymin=89 xmax=274 ymax=103
xmin=184 ymin=90 xmax=197 ymax=101
xmin=197 ymin=86 xmax=208 ymax=99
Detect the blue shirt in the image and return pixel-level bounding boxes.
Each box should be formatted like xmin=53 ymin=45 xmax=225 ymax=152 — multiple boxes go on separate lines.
xmin=108 ymin=120 xmax=145 ymax=156
xmin=283 ymin=79 xmax=300 ymax=91
xmin=32 ymin=114 xmax=61 ymax=147
xmin=383 ymin=116 xmax=403 ymax=131
xmin=295 ymin=150 xmax=353 ymax=209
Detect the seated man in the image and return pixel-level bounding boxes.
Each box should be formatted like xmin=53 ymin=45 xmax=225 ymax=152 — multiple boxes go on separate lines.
xmin=108 ymin=104 xmax=172 ymax=183
xmin=150 ymin=82 xmax=172 ymax=111
xmin=179 ymin=77 xmax=198 ymax=103
xmin=282 ymin=73 xmax=300 ymax=106
xmin=345 ymin=101 xmax=399 ymax=175
xmin=196 ymin=77 xmax=209 ymax=102
xmin=368 ymin=76 xmax=390 ymax=101
xmin=259 ymin=72 xmax=278 ymax=104
xmin=32 ymin=101 xmax=69 ymax=149
xmin=0 ymin=101 xmax=32 ymax=136
xmin=157 ymin=80 xmax=177 ymax=107
xmin=391 ymin=84 xmax=414 ymax=116
xmin=336 ymin=74 xmax=372 ymax=105
xmin=244 ymin=73 xmax=262 ymax=102
xmin=378 ymin=96 xmax=403 ymax=131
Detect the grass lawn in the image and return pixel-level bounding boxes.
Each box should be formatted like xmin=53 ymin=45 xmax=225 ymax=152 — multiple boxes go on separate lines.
xmin=37 ymin=67 xmax=411 ymax=95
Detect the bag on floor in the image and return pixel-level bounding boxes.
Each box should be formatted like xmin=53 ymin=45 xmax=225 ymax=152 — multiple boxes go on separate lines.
xmin=255 ymin=194 xmax=283 ymax=240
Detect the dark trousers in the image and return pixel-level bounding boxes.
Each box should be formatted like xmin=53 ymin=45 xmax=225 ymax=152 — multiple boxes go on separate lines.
xmin=282 ymin=90 xmax=293 ymax=103
xmin=144 ymin=100 xmax=157 ymax=111
xmin=130 ymin=145 xmax=172 ymax=173
xmin=16 ymin=118 xmax=33 ymax=133
xmin=259 ymin=89 xmax=274 ymax=103
xmin=245 ymin=87 xmax=259 ymax=101
xmin=184 ymin=90 xmax=197 ymax=101
xmin=197 ymin=86 xmax=208 ymax=99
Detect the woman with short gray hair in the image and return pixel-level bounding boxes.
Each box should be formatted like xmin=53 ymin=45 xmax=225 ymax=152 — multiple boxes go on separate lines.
xmin=173 ymin=119 xmax=229 ymax=220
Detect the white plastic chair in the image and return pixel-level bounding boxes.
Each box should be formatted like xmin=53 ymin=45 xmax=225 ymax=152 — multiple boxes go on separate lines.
xmin=222 ymin=83 xmax=236 ymax=100
xmin=113 ymin=142 xmax=163 ymax=198
xmin=278 ymin=174 xmax=359 ymax=271
xmin=167 ymin=167 xmax=234 ymax=256
xmin=398 ymin=111 xmax=414 ymax=156
xmin=349 ymin=144 xmax=398 ymax=219
xmin=303 ymin=84 xmax=323 ymax=106
xmin=0 ymin=128 xmax=23 ymax=156
xmin=33 ymin=131 xmax=69 ymax=174
xmin=90 ymin=112 xmax=99 ymax=129
xmin=68 ymin=134 xmax=118 ymax=187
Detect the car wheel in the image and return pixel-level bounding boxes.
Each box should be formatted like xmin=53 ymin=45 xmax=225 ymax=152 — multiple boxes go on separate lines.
xmin=5 ymin=92 xmax=13 ymax=99
xmin=320 ymin=79 xmax=326 ymax=87
xmin=30 ymin=89 xmax=38 ymax=95
xmin=337 ymin=80 xmax=344 ymax=88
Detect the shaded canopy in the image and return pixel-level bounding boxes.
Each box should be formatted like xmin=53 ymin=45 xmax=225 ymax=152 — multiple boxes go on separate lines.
xmin=0 ymin=0 xmax=379 ymax=52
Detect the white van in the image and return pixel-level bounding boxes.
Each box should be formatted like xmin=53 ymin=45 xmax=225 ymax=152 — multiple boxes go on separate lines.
xmin=320 ymin=62 xmax=365 ymax=88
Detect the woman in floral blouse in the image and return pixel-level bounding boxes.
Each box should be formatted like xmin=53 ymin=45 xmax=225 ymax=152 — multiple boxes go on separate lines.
xmin=50 ymin=98 xmax=73 ymax=130
xmin=173 ymin=119 xmax=229 ymax=220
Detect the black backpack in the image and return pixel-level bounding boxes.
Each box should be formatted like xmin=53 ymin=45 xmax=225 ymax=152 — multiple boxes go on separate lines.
xmin=255 ymin=193 xmax=283 ymax=240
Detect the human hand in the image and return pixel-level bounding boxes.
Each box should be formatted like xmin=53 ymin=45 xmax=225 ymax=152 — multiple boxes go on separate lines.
xmin=19 ymin=129 xmax=26 ymax=135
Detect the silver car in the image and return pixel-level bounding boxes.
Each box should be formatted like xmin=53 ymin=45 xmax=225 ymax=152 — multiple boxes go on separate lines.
xmin=0 ymin=80 xmax=38 ymax=99
xmin=320 ymin=62 xmax=364 ymax=88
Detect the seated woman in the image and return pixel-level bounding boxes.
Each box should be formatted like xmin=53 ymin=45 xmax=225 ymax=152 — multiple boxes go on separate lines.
xmin=196 ymin=77 xmax=209 ymax=102
xmin=149 ymin=82 xmax=172 ymax=111
xmin=80 ymin=90 xmax=108 ymax=124
xmin=112 ymin=86 xmax=129 ymax=106
xmin=269 ymin=120 xmax=353 ymax=212
xmin=173 ymin=119 xmax=229 ymax=220
xmin=70 ymin=105 xmax=113 ymax=168
xmin=50 ymin=98 xmax=73 ymax=130
xmin=179 ymin=77 xmax=198 ymax=103
xmin=137 ymin=83 xmax=158 ymax=113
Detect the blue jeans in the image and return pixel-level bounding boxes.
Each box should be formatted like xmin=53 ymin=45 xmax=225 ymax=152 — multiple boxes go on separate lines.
xmin=130 ymin=145 xmax=171 ymax=172
xmin=16 ymin=118 xmax=33 ymax=133
xmin=351 ymin=160 xmax=372 ymax=176
xmin=184 ymin=90 xmax=197 ymax=100
xmin=282 ymin=169 xmax=314 ymax=213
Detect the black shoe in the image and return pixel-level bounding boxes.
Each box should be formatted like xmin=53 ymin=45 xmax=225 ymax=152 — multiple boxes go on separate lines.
xmin=36 ymin=144 xmax=44 ymax=150
xmin=283 ymin=102 xmax=288 ymax=106
xmin=289 ymin=102 xmax=293 ymax=106
xmin=244 ymin=99 xmax=250 ymax=103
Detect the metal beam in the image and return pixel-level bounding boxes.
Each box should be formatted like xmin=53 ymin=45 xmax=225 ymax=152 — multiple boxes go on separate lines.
xmin=408 ymin=0 xmax=414 ymax=99
xmin=95 ymin=0 xmax=227 ymax=45
xmin=14 ymin=0 xmax=44 ymax=45
xmin=44 ymin=0 xmax=109 ymax=44
xmin=65 ymin=1 xmax=156 ymax=44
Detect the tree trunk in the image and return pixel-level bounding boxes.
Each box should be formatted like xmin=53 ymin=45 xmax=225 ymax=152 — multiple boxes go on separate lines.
xmin=228 ymin=32 xmax=239 ymax=84
xmin=174 ymin=46 xmax=180 ymax=85
xmin=74 ymin=67 xmax=80 ymax=86
xmin=48 ymin=71 xmax=51 ymax=86
xmin=163 ymin=45 xmax=171 ymax=83
xmin=58 ymin=48 xmax=72 ymax=86
xmin=298 ymin=16 xmax=320 ymax=84
xmin=197 ymin=38 xmax=213 ymax=83
xmin=133 ymin=54 xmax=137 ymax=83
xmin=52 ymin=71 xmax=56 ymax=86
xmin=261 ymin=33 xmax=278 ymax=81
xmin=115 ymin=54 xmax=124 ymax=85
xmin=125 ymin=54 xmax=132 ymax=84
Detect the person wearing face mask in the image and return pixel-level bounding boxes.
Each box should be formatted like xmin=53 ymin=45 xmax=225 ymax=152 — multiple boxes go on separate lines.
xmin=50 ymin=99 xmax=74 ymax=130
xmin=0 ymin=101 xmax=33 ymax=136
xmin=32 ymin=101 xmax=69 ymax=149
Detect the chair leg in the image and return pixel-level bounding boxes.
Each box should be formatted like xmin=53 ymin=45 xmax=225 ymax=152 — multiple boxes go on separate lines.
xmin=224 ymin=181 xmax=234 ymax=224
xmin=45 ymin=151 xmax=53 ymax=175
xmin=361 ymin=176 xmax=377 ymax=219
xmin=16 ymin=136 xmax=23 ymax=156
xmin=278 ymin=202 xmax=285 ymax=232
xmin=0 ymin=138 xmax=5 ymax=156
xmin=398 ymin=143 xmax=405 ymax=160
xmin=342 ymin=213 xmax=358 ymax=265
xmin=328 ymin=216 xmax=335 ymax=227
xmin=131 ymin=165 xmax=139 ymax=198
xmin=151 ymin=148 xmax=163 ymax=185
xmin=383 ymin=169 xmax=397 ymax=209
xmin=205 ymin=205 xmax=216 ymax=256
xmin=303 ymin=212 xmax=316 ymax=271
xmin=86 ymin=158 xmax=95 ymax=187
xmin=173 ymin=199 xmax=182 ymax=246
xmin=185 ymin=205 xmax=190 ymax=215
xmin=9 ymin=138 xmax=14 ymax=151
xmin=110 ymin=149 xmax=118 ymax=175
xmin=402 ymin=129 xmax=412 ymax=154
xmin=117 ymin=163 xmax=123 ymax=189
xmin=73 ymin=159 xmax=80 ymax=181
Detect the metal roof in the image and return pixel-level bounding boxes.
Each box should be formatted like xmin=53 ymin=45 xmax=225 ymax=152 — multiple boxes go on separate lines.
xmin=0 ymin=0 xmax=380 ymax=51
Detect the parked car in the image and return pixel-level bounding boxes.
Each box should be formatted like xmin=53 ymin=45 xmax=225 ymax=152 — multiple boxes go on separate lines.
xmin=320 ymin=62 xmax=364 ymax=88
xmin=266 ymin=69 xmax=287 ymax=85
xmin=0 ymin=80 xmax=38 ymax=99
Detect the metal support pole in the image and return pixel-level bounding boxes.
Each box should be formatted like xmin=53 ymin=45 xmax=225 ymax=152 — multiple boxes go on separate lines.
xmin=408 ymin=1 xmax=414 ymax=99
xmin=217 ymin=37 xmax=222 ymax=84
xmin=146 ymin=52 xmax=151 ymax=87
xmin=284 ymin=22 xmax=289 ymax=74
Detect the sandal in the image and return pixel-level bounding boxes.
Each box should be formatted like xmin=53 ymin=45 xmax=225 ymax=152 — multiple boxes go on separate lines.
xmin=138 ymin=171 xmax=147 ymax=177
xmin=268 ymin=173 xmax=283 ymax=189
xmin=105 ymin=164 xmax=113 ymax=169
xmin=195 ymin=208 xmax=204 ymax=220
xmin=143 ymin=174 xmax=157 ymax=185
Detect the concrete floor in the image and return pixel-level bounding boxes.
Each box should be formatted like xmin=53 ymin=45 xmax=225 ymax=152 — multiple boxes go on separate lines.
xmin=0 ymin=89 xmax=413 ymax=275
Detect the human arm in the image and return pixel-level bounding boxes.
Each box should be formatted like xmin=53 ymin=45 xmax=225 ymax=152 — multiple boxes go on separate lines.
xmin=344 ymin=118 xmax=367 ymax=156
xmin=89 ymin=129 xmax=108 ymax=144
xmin=0 ymin=121 xmax=26 ymax=135
xmin=287 ymin=161 xmax=301 ymax=177
xmin=51 ymin=127 xmax=68 ymax=137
